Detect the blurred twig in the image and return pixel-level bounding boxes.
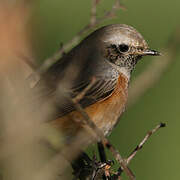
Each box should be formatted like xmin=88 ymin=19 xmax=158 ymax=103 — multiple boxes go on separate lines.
xmin=37 ymin=0 xmax=124 ymax=74
xmin=90 ymin=0 xmax=99 ymax=26
xmin=0 ymin=2 xmax=66 ymax=180
xmin=128 ymin=27 xmax=180 ymax=107
xmin=70 ymin=81 xmax=135 ymax=180
xmin=73 ymin=77 xmax=96 ymax=103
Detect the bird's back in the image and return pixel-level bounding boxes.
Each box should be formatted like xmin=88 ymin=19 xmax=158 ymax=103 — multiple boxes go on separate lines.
xmin=34 ymin=40 xmax=120 ymax=119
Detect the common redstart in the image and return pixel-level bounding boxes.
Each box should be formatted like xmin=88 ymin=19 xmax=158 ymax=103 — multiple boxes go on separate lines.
xmin=35 ymin=24 xmax=160 ymax=148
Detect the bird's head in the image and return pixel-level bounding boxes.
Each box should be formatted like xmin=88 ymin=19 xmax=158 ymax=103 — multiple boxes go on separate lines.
xmin=90 ymin=24 xmax=160 ymax=77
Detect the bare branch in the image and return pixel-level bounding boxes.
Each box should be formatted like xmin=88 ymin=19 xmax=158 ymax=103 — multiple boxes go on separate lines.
xmin=114 ymin=123 xmax=166 ymax=178
xmin=37 ymin=0 xmax=125 ymax=74
xmin=70 ymin=89 xmax=135 ymax=180
xmin=126 ymin=123 xmax=166 ymax=165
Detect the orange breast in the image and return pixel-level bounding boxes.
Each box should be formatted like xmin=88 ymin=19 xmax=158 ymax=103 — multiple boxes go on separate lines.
xmin=52 ymin=73 xmax=129 ymax=141
xmin=85 ymin=73 xmax=128 ymax=136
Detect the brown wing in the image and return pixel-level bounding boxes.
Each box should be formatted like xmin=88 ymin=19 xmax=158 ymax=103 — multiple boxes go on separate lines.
xmin=55 ymin=77 xmax=118 ymax=117
xmin=33 ymin=46 xmax=120 ymax=118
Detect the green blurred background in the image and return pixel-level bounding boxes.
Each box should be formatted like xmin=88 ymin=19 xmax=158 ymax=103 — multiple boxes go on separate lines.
xmin=30 ymin=0 xmax=180 ymax=179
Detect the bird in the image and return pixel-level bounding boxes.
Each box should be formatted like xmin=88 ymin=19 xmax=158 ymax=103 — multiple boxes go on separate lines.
xmin=34 ymin=24 xmax=160 ymax=149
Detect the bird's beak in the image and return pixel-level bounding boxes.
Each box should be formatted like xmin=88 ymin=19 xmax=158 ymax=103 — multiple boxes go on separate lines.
xmin=141 ymin=49 xmax=161 ymax=56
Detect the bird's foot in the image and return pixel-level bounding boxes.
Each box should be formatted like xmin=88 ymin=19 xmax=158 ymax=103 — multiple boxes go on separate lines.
xmin=72 ymin=152 xmax=114 ymax=180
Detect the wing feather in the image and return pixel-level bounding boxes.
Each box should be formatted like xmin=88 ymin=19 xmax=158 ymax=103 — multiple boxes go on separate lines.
xmin=33 ymin=50 xmax=120 ymax=118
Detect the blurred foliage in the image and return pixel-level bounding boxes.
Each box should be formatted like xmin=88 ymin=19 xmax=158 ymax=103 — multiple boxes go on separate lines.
xmin=29 ymin=0 xmax=180 ymax=179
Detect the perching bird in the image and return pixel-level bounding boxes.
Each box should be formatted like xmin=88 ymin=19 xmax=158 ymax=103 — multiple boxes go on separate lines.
xmin=35 ymin=24 xmax=160 ymax=147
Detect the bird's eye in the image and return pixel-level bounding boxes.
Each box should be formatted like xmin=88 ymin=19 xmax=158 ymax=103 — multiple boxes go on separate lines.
xmin=119 ymin=44 xmax=129 ymax=53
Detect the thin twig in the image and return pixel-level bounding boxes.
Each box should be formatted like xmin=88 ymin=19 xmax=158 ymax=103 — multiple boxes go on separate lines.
xmin=126 ymin=123 xmax=166 ymax=165
xmin=115 ymin=123 xmax=166 ymax=177
xmin=37 ymin=0 xmax=124 ymax=74
xmin=73 ymin=77 xmax=96 ymax=103
xmin=90 ymin=0 xmax=98 ymax=26
xmin=70 ymin=92 xmax=135 ymax=179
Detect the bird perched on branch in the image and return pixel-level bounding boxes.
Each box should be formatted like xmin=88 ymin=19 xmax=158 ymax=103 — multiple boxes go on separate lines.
xmin=35 ymin=24 xmax=160 ymax=149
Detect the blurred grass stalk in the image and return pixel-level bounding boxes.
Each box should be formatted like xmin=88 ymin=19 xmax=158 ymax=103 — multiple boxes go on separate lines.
xmin=0 ymin=1 xmax=69 ymax=180
xmin=128 ymin=27 xmax=180 ymax=107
